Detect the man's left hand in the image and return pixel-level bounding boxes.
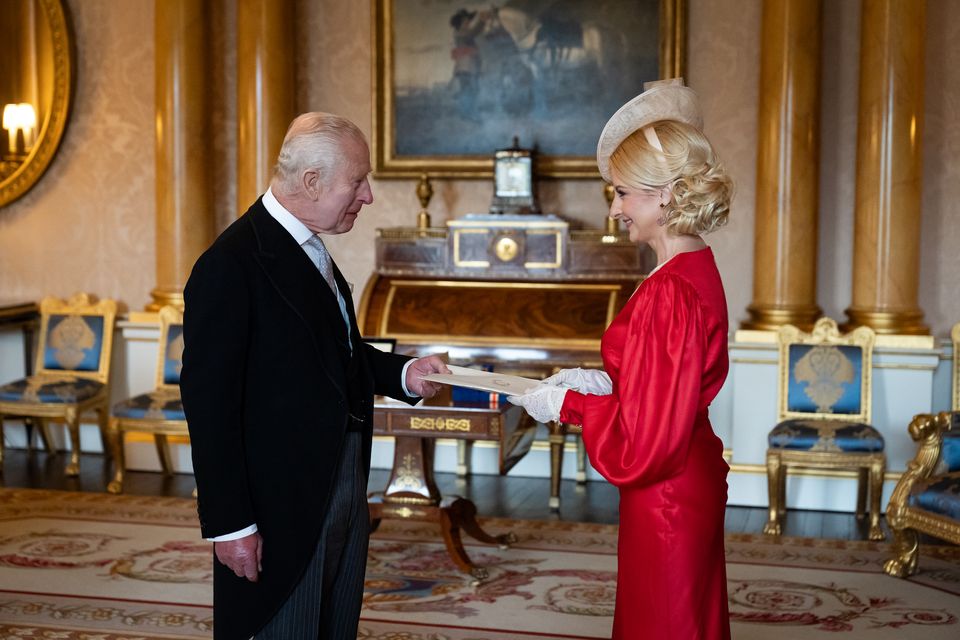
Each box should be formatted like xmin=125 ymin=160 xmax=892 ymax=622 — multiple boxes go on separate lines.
xmin=405 ymin=355 xmax=450 ymax=398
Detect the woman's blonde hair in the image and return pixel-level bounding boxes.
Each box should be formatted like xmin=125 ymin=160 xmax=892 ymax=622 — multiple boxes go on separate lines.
xmin=609 ymin=120 xmax=732 ymax=235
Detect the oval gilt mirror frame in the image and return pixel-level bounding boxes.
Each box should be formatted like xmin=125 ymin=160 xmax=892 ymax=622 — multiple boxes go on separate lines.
xmin=0 ymin=0 xmax=74 ymax=207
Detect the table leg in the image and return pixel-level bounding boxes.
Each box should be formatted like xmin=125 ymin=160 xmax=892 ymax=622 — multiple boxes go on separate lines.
xmin=368 ymin=435 xmax=515 ymax=581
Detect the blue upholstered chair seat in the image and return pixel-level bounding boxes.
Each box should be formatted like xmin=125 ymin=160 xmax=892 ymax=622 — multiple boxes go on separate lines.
xmin=769 ymin=419 xmax=884 ymax=453
xmin=942 ymin=429 xmax=960 ymax=473
xmin=112 ymin=391 xmax=184 ymax=421
xmin=909 ymin=472 xmax=960 ymax=520
xmin=0 ymin=376 xmax=103 ymax=404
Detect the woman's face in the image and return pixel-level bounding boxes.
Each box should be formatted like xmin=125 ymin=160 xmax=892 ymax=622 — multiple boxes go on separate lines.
xmin=608 ymin=167 xmax=668 ymax=245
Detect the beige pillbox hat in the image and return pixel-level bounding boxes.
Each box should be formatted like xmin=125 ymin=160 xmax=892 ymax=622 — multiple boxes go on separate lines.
xmin=595 ymin=78 xmax=703 ymax=182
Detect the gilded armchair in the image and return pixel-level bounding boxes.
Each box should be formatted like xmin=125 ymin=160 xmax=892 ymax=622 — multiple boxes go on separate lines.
xmin=883 ymin=411 xmax=960 ymax=577
xmin=107 ymin=306 xmax=188 ymax=494
xmin=0 ymin=293 xmax=117 ymax=476
xmin=884 ymin=322 xmax=960 ymax=575
xmin=764 ymin=317 xmax=886 ymax=540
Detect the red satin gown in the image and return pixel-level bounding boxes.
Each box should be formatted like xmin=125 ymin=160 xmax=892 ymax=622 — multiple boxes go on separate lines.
xmin=560 ymin=247 xmax=730 ymax=640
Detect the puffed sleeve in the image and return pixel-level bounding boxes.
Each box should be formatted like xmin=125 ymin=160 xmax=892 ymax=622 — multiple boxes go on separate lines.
xmin=559 ymin=273 xmax=706 ymax=488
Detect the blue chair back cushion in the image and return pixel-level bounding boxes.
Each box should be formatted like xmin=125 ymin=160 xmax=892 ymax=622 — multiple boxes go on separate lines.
xmin=769 ymin=419 xmax=884 ymax=453
xmin=909 ymin=472 xmax=960 ymax=520
xmin=112 ymin=391 xmax=185 ymax=421
xmin=162 ymin=324 xmax=184 ymax=385
xmin=942 ymin=428 xmax=960 ymax=474
xmin=0 ymin=377 xmax=103 ymax=403
xmin=786 ymin=344 xmax=863 ymax=415
xmin=42 ymin=314 xmax=105 ymax=372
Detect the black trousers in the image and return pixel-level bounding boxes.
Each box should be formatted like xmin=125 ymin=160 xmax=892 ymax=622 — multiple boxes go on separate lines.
xmin=256 ymin=432 xmax=369 ymax=639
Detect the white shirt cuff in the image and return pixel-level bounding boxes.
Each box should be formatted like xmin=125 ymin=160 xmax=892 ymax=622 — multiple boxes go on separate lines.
xmin=207 ymin=523 xmax=258 ymax=542
xmin=401 ymin=359 xmax=418 ymax=398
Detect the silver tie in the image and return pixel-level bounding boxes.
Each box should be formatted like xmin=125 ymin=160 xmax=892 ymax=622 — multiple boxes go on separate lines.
xmin=305 ymin=235 xmax=337 ymax=295
xmin=304 ymin=234 xmax=352 ymax=351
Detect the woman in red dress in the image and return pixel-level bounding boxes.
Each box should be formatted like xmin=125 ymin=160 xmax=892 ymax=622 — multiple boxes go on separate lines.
xmin=509 ymin=80 xmax=733 ymax=639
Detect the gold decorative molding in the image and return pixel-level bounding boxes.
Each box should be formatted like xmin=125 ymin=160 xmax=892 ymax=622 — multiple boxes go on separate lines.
xmin=0 ymin=0 xmax=74 ymax=207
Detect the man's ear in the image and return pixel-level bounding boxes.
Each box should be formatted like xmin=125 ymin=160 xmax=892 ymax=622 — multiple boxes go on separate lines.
xmin=302 ymin=169 xmax=322 ymax=200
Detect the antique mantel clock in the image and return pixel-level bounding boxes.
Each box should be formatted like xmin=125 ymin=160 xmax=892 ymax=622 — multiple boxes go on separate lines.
xmin=489 ymin=137 xmax=539 ymax=215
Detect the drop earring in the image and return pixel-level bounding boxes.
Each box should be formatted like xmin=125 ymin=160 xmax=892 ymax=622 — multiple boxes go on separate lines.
xmin=657 ymin=202 xmax=667 ymax=226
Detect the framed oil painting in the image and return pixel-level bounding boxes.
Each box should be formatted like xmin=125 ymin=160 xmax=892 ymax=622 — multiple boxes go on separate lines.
xmin=372 ymin=0 xmax=686 ymax=178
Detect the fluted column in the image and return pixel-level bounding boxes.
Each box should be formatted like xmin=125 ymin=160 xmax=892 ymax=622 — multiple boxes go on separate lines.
xmin=150 ymin=0 xmax=213 ymax=311
xmin=237 ymin=0 xmax=295 ymax=213
xmin=743 ymin=0 xmax=822 ymax=331
xmin=845 ymin=0 xmax=927 ymax=334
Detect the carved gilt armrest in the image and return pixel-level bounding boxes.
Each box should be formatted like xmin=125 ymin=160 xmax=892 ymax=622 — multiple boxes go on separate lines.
xmin=886 ymin=412 xmax=953 ymax=526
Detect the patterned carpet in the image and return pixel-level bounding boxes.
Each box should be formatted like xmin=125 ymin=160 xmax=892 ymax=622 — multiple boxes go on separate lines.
xmin=0 ymin=488 xmax=957 ymax=639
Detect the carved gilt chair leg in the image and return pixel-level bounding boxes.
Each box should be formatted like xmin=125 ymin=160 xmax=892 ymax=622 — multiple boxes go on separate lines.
xmin=777 ymin=461 xmax=787 ymax=516
xmin=107 ymin=418 xmax=125 ymax=494
xmin=883 ymin=527 xmax=919 ymax=577
xmin=575 ymin=434 xmax=587 ymax=484
xmin=154 ymin=434 xmax=174 ymax=475
xmin=763 ymin=450 xmax=783 ymax=536
xmin=36 ymin=418 xmax=56 ymax=455
xmin=855 ymin=467 xmax=868 ymax=520
xmin=64 ymin=409 xmax=81 ymax=476
xmin=868 ymin=457 xmax=885 ymax=541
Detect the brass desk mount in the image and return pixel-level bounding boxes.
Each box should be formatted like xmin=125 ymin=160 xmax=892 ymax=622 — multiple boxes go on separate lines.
xmin=416 ymin=173 xmax=433 ymax=229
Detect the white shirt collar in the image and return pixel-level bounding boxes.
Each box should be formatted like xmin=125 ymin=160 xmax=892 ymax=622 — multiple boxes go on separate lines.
xmin=262 ymin=186 xmax=315 ymax=246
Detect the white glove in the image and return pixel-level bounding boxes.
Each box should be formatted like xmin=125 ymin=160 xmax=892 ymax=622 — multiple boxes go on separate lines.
xmin=508 ymin=384 xmax=568 ymax=424
xmin=542 ymin=367 xmax=612 ymax=395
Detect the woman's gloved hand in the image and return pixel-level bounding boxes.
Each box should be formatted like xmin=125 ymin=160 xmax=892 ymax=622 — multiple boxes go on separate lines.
xmin=508 ymin=384 xmax=568 ymax=424
xmin=542 ymin=367 xmax=612 ymax=395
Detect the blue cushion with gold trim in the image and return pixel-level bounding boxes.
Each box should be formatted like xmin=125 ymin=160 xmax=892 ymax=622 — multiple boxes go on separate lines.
xmin=112 ymin=391 xmax=185 ymax=421
xmin=909 ymin=472 xmax=960 ymax=520
xmin=0 ymin=376 xmax=103 ymax=403
xmin=786 ymin=344 xmax=863 ymax=415
xmin=162 ymin=325 xmax=184 ymax=385
xmin=942 ymin=427 xmax=960 ymax=474
xmin=769 ymin=419 xmax=884 ymax=453
xmin=42 ymin=314 xmax=105 ymax=372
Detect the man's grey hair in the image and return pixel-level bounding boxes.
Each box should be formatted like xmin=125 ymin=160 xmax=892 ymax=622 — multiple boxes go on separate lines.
xmin=272 ymin=112 xmax=367 ymax=193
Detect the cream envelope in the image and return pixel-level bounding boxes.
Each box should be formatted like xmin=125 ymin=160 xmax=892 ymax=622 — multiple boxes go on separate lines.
xmin=421 ymin=364 xmax=541 ymax=396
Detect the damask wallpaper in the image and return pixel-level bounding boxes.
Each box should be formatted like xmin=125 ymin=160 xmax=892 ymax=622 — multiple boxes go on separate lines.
xmin=0 ymin=0 xmax=957 ymax=336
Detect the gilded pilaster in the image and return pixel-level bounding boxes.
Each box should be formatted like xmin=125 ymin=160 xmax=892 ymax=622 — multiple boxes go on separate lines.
xmin=150 ymin=0 xmax=213 ymax=311
xmin=743 ymin=0 xmax=822 ymax=331
xmin=845 ymin=0 xmax=927 ymax=334
xmin=236 ymin=0 xmax=295 ymax=213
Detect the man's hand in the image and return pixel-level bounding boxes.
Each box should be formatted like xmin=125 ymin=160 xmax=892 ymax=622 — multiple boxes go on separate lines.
xmin=214 ymin=532 xmax=263 ymax=582
xmin=405 ymin=355 xmax=450 ymax=398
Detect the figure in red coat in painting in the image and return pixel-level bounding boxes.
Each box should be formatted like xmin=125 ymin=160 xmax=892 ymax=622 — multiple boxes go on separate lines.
xmin=509 ymin=79 xmax=733 ymax=640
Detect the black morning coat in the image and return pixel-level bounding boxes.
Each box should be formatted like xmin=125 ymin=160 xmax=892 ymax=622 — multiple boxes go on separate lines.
xmin=180 ymin=198 xmax=416 ymax=639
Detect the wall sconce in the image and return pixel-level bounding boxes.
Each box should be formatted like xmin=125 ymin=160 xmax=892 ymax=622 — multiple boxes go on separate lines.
xmin=3 ymin=103 xmax=38 ymax=156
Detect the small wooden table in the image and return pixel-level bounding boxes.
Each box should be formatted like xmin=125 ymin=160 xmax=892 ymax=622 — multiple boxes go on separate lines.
xmin=368 ymin=393 xmax=537 ymax=581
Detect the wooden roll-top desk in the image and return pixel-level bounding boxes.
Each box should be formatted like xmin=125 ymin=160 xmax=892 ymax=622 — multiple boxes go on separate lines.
xmin=358 ymin=214 xmax=653 ymax=509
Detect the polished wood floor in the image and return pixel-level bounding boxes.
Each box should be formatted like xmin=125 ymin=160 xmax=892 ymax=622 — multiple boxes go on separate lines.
xmin=0 ymin=449 xmax=888 ymax=541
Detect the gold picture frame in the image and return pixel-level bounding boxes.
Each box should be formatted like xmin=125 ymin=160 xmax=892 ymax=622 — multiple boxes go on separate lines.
xmin=372 ymin=0 xmax=686 ymax=179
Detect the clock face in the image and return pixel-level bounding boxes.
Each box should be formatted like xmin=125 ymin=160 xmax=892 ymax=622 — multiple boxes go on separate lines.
xmin=495 ymin=156 xmax=533 ymax=198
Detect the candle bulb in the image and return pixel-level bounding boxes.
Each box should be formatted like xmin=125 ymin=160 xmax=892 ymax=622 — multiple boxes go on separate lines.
xmin=2 ymin=104 xmax=17 ymax=154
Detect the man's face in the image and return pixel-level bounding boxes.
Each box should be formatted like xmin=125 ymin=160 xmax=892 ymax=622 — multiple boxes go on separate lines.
xmin=300 ymin=138 xmax=374 ymax=235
